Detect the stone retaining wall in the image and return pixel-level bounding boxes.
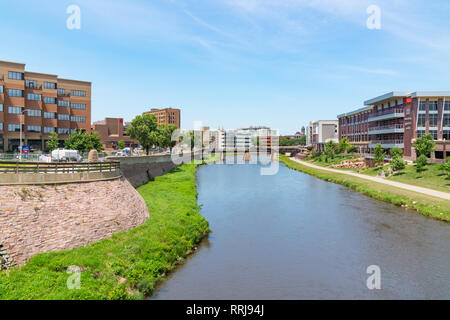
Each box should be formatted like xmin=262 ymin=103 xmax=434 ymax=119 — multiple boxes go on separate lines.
xmin=0 ymin=177 xmax=149 ymax=268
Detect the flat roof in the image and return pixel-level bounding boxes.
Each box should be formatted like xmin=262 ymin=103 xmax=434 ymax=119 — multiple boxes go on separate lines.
xmin=337 ymin=106 xmax=372 ymax=119
xmin=410 ymin=91 xmax=450 ymax=98
xmin=364 ymin=91 xmax=410 ymax=105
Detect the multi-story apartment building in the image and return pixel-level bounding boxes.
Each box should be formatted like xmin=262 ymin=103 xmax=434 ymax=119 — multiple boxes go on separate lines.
xmin=0 ymin=60 xmax=91 ymax=152
xmin=337 ymin=106 xmax=372 ymax=154
xmin=306 ymin=120 xmax=339 ymax=152
xmin=217 ymin=126 xmax=276 ymax=151
xmin=338 ymin=91 xmax=450 ymax=161
xmin=92 ymin=118 xmax=139 ymax=151
xmin=145 ymin=108 xmax=180 ymax=128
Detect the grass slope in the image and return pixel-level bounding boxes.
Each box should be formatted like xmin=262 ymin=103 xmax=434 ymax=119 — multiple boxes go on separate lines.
xmin=0 ymin=163 xmax=209 ymax=300
xmin=280 ymin=156 xmax=450 ymax=222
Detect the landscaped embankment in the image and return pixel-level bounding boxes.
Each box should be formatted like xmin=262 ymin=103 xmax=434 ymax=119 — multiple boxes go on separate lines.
xmin=0 ymin=163 xmax=209 ymax=299
xmin=280 ymin=156 xmax=450 ymax=222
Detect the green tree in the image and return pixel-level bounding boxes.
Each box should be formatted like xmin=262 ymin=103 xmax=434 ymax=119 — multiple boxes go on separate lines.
xmin=439 ymin=157 xmax=450 ymax=179
xmin=415 ymin=154 xmax=428 ymax=173
xmin=414 ymin=134 xmax=435 ymax=158
xmin=299 ymin=135 xmax=306 ymax=146
xmin=337 ymin=138 xmax=351 ymax=154
xmin=390 ymin=147 xmax=403 ymax=159
xmin=126 ymin=114 xmax=158 ymax=155
xmin=346 ymin=145 xmax=358 ymax=154
xmin=118 ymin=140 xmax=125 ymax=150
xmin=157 ymin=124 xmax=178 ymax=150
xmin=373 ymin=144 xmax=386 ymax=165
xmin=64 ymin=130 xmax=104 ymax=153
xmin=391 ymin=155 xmax=406 ymax=172
xmin=47 ymin=132 xmax=59 ymax=152
xmin=324 ymin=140 xmax=336 ymax=160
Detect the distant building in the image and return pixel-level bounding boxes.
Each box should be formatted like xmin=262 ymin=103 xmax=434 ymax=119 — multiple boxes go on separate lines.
xmin=306 ymin=120 xmax=339 ymax=152
xmin=145 ymin=108 xmax=180 ymax=128
xmin=0 ymin=60 xmax=91 ymax=151
xmin=92 ymin=118 xmax=139 ymax=151
xmin=217 ymin=126 xmax=276 ymax=151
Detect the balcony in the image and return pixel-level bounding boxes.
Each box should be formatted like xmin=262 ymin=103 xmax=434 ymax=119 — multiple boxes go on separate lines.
xmin=369 ymin=140 xmax=404 ymax=149
xmin=368 ymin=108 xmax=404 ymax=122
xmin=368 ymin=124 xmax=404 ymax=135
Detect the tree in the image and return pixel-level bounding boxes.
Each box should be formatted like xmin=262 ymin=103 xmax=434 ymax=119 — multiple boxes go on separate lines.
xmin=373 ymin=144 xmax=386 ymax=165
xmin=346 ymin=145 xmax=358 ymax=154
xmin=157 ymin=124 xmax=178 ymax=150
xmin=414 ymin=134 xmax=435 ymax=158
xmin=64 ymin=130 xmax=104 ymax=153
xmin=47 ymin=132 xmax=59 ymax=152
xmin=391 ymin=155 xmax=406 ymax=172
xmin=439 ymin=157 xmax=450 ymax=179
xmin=118 ymin=140 xmax=125 ymax=150
xmin=415 ymin=154 xmax=428 ymax=173
xmin=299 ymin=135 xmax=306 ymax=146
xmin=126 ymin=114 xmax=158 ymax=155
xmin=324 ymin=140 xmax=336 ymax=160
xmin=390 ymin=147 xmax=403 ymax=159
xmin=337 ymin=138 xmax=351 ymax=154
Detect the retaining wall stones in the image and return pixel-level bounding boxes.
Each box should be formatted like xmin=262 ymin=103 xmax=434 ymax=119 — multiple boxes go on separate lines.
xmin=0 ymin=177 xmax=149 ymax=268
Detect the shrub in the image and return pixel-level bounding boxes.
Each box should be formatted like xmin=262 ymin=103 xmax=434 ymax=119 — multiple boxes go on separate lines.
xmin=391 ymin=155 xmax=406 ymax=172
xmin=415 ymin=154 xmax=428 ymax=172
xmin=137 ymin=278 xmax=154 ymax=296
xmin=346 ymin=145 xmax=358 ymax=154
xmin=373 ymin=144 xmax=386 ymax=165
xmin=390 ymin=148 xmax=403 ymax=159
xmin=439 ymin=157 xmax=450 ymax=179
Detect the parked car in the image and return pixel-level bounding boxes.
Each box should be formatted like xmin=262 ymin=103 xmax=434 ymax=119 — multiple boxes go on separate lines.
xmin=51 ymin=149 xmax=81 ymax=162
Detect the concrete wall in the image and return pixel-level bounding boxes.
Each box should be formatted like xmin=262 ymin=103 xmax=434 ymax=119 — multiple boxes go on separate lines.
xmin=0 ymin=177 xmax=149 ymax=268
xmin=108 ymin=155 xmax=180 ymax=187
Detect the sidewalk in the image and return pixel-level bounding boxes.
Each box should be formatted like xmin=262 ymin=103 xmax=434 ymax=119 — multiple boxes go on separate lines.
xmin=290 ymin=158 xmax=450 ymax=201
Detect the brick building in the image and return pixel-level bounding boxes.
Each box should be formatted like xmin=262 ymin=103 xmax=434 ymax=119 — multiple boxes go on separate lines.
xmin=0 ymin=60 xmax=91 ymax=152
xmin=338 ymin=91 xmax=450 ymax=161
xmin=145 ymin=108 xmax=180 ymax=128
xmin=92 ymin=118 xmax=139 ymax=151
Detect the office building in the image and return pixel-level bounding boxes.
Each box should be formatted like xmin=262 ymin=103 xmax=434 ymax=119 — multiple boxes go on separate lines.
xmin=92 ymin=118 xmax=139 ymax=151
xmin=145 ymin=108 xmax=180 ymax=128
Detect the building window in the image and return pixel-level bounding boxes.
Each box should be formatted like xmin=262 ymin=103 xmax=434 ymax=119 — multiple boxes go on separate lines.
xmin=444 ymin=114 xmax=450 ymax=127
xmin=429 ymin=114 xmax=438 ymax=126
xmin=71 ymin=103 xmax=86 ymax=110
xmin=71 ymin=90 xmax=86 ymax=97
xmin=8 ymin=106 xmax=23 ymax=114
xmin=27 ymin=93 xmax=42 ymax=101
xmin=406 ymin=108 xmax=410 ymax=115
xmin=44 ymin=127 xmax=56 ymax=134
xmin=429 ymin=130 xmax=438 ymax=140
xmin=417 ymin=114 xmax=426 ymax=127
xmin=58 ymin=100 xmax=70 ymax=107
xmin=43 ymin=97 xmax=56 ymax=104
xmin=8 ymin=124 xmax=21 ymax=132
xmin=58 ymin=128 xmax=70 ymax=134
xmin=419 ymin=101 xmax=427 ymax=111
xmin=26 ymin=109 xmax=41 ymax=117
xmin=58 ymin=114 xmax=70 ymax=121
xmin=44 ymin=82 xmax=57 ymax=89
xmin=57 ymin=88 xmax=65 ymax=95
xmin=0 ymin=85 xmax=3 ymax=93
xmin=445 ymin=101 xmax=450 ymax=111
xmin=70 ymin=116 xmax=85 ymax=123
xmin=8 ymin=89 xmax=24 ymax=97
xmin=0 ymin=104 xmax=3 ymax=112
xmin=44 ymin=112 xmax=56 ymax=119
xmin=25 ymin=80 xmax=38 ymax=88
xmin=27 ymin=125 xmax=41 ymax=133
xmin=429 ymin=101 xmax=438 ymax=111
xmin=443 ymin=130 xmax=450 ymax=140
xmin=0 ymin=122 xmax=2 ymax=131
xmin=8 ymin=71 xmax=24 ymax=80
xmin=417 ymin=130 xmax=426 ymax=138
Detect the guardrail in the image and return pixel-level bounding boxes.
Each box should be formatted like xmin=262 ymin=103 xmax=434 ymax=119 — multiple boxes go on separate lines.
xmin=0 ymin=161 xmax=120 ymax=174
xmin=368 ymin=124 xmax=404 ymax=132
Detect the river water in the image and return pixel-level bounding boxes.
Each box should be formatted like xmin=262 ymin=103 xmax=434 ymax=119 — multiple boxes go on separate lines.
xmin=152 ymin=159 xmax=450 ymax=299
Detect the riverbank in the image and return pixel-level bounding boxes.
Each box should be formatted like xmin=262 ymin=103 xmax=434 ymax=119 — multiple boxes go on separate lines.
xmin=280 ymin=156 xmax=450 ymax=222
xmin=0 ymin=163 xmax=210 ymax=299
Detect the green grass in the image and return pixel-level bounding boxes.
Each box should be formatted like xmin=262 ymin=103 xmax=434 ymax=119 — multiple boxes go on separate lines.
xmin=306 ymin=154 xmax=361 ymax=167
xmin=0 ymin=163 xmax=210 ymax=300
xmin=280 ymin=156 xmax=450 ymax=222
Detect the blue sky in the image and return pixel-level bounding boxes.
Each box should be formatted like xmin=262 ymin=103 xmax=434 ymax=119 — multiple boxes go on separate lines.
xmin=1 ymin=0 xmax=450 ymax=134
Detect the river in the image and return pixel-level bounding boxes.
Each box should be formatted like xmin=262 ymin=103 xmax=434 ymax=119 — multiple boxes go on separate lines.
xmin=151 ymin=158 xmax=450 ymax=299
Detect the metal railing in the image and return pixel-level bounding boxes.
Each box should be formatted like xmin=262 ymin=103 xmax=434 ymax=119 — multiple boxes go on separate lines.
xmin=0 ymin=161 xmax=120 ymax=174
xmin=369 ymin=107 xmax=404 ymax=118
xmin=368 ymin=124 xmax=404 ymax=132
xmin=370 ymin=140 xmax=404 ymax=145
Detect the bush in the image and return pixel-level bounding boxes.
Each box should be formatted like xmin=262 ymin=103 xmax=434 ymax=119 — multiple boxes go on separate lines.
xmin=391 ymin=155 xmax=406 ymax=172
xmin=346 ymin=145 xmax=358 ymax=154
xmin=415 ymin=154 xmax=428 ymax=172
xmin=137 ymin=278 xmax=154 ymax=296
xmin=390 ymin=148 xmax=403 ymax=159
xmin=439 ymin=157 xmax=450 ymax=179
xmin=373 ymin=144 xmax=386 ymax=165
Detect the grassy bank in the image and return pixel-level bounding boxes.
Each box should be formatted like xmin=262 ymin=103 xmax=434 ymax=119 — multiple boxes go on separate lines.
xmin=0 ymin=163 xmax=210 ymax=299
xmin=280 ymin=156 xmax=450 ymax=222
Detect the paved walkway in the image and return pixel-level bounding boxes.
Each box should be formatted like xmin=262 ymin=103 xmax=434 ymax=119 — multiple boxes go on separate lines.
xmin=289 ymin=158 xmax=450 ymax=201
